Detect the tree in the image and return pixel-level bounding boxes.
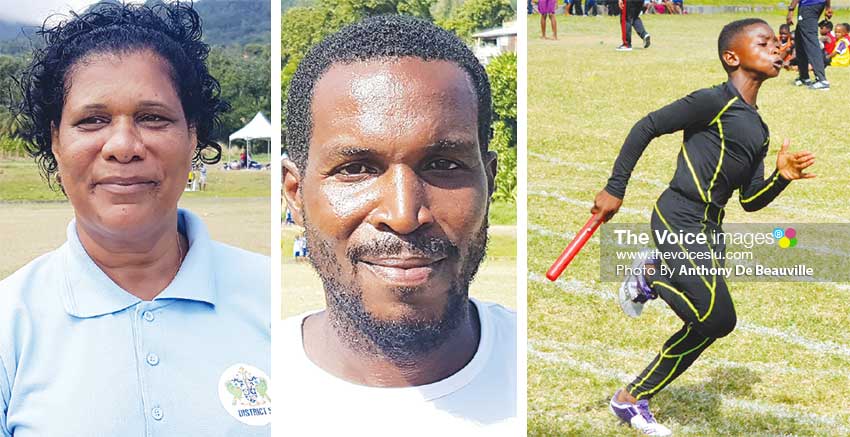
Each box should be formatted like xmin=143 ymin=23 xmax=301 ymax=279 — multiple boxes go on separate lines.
xmin=207 ymin=45 xmax=271 ymax=142
xmin=439 ymin=0 xmax=514 ymax=41
xmin=486 ymin=52 xmax=516 ymax=202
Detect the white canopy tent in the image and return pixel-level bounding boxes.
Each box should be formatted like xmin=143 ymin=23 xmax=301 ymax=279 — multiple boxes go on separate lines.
xmin=227 ymin=112 xmax=272 ymax=166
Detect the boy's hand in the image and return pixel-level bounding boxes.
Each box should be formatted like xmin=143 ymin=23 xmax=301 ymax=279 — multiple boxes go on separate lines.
xmin=776 ymin=138 xmax=816 ymax=180
xmin=591 ymin=189 xmax=623 ymax=223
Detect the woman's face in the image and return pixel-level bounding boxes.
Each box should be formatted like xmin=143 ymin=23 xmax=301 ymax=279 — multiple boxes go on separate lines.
xmin=53 ymin=49 xmax=196 ymax=239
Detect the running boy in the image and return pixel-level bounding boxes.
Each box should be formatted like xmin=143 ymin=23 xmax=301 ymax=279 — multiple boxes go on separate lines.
xmin=592 ymin=19 xmax=816 ymax=435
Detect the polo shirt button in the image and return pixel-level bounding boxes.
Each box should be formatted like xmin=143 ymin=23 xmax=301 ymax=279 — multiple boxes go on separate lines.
xmin=151 ymin=407 xmax=163 ymax=421
xmin=146 ymin=353 xmax=160 ymax=366
xmin=142 ymin=311 xmax=155 ymax=322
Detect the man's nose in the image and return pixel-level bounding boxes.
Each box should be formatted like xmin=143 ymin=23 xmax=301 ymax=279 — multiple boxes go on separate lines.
xmin=367 ymin=165 xmax=434 ymax=235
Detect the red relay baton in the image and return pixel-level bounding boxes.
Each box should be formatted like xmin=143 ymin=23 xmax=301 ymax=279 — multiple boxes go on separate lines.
xmin=546 ymin=215 xmax=603 ymax=281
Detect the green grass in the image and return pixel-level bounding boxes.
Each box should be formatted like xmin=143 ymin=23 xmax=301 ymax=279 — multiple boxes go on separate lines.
xmin=490 ymin=199 xmax=518 ymax=225
xmin=0 ymin=160 xmax=269 ymax=201
xmin=529 ymin=12 xmax=850 ymax=436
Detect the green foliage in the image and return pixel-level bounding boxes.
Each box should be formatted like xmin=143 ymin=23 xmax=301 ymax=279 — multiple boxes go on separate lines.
xmin=439 ymin=0 xmax=514 ymax=40
xmin=486 ymin=52 xmax=516 ymax=202
xmin=0 ymin=135 xmax=27 ymax=158
xmin=208 ymin=45 xmax=272 ymax=142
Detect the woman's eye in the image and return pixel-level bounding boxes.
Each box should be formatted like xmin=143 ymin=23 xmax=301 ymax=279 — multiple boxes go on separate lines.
xmin=338 ymin=163 xmax=375 ymax=175
xmin=139 ymin=114 xmax=171 ymax=126
xmin=426 ymin=159 xmax=461 ymax=171
xmin=76 ymin=117 xmax=108 ymax=128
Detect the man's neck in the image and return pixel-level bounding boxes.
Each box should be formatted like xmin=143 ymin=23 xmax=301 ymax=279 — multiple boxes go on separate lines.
xmin=301 ymin=301 xmax=481 ymax=387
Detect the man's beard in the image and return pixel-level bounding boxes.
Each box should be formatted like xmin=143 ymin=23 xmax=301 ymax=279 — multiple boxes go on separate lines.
xmin=303 ymin=217 xmax=489 ymax=364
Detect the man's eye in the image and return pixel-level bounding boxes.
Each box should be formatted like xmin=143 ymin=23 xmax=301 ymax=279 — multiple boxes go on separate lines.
xmin=338 ymin=163 xmax=376 ymax=175
xmin=426 ymin=159 xmax=461 ymax=171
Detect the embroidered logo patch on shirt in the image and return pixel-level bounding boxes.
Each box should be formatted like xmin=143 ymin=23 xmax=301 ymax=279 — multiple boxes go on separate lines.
xmin=218 ymin=363 xmax=272 ymax=426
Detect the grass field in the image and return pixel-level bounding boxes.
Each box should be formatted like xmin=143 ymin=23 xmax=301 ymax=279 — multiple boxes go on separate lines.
xmin=281 ymin=201 xmax=517 ymax=317
xmin=528 ymin=12 xmax=850 ymax=436
xmin=0 ymin=160 xmax=270 ymax=201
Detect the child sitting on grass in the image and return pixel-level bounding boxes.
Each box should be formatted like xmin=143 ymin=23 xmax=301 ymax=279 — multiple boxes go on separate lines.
xmin=779 ymin=23 xmax=796 ymax=70
xmin=827 ymin=22 xmax=850 ymax=67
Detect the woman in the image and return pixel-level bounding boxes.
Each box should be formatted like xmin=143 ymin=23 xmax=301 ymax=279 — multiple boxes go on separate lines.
xmin=1 ymin=3 xmax=270 ymax=435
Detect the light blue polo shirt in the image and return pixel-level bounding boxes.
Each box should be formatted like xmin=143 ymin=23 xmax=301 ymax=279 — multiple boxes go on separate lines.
xmin=0 ymin=209 xmax=270 ymax=436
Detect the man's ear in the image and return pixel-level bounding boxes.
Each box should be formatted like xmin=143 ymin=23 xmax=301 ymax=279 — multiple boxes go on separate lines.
xmin=722 ymin=49 xmax=740 ymax=70
xmin=282 ymin=158 xmax=304 ymax=226
xmin=483 ymin=150 xmax=498 ymax=198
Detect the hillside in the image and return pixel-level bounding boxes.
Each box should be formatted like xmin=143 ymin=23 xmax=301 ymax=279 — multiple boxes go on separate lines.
xmin=0 ymin=0 xmax=270 ymax=48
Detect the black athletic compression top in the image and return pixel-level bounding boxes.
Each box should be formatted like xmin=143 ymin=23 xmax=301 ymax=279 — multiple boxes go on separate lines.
xmin=605 ymin=81 xmax=789 ymax=212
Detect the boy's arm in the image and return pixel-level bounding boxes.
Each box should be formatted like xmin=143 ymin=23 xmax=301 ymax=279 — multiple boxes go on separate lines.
xmin=604 ymin=88 xmax=721 ymax=199
xmin=739 ymin=138 xmax=815 ymax=212
xmin=738 ymin=149 xmax=790 ymax=212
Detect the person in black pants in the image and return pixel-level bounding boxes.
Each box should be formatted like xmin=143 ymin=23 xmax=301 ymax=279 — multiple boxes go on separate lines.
xmin=594 ymin=19 xmax=816 ymax=435
xmin=570 ymin=0 xmax=584 ymax=16
xmin=586 ymin=0 xmax=598 ymax=16
xmin=607 ymin=0 xmax=620 ymax=16
xmin=618 ymin=0 xmax=650 ymax=51
xmin=787 ymin=0 xmax=833 ymax=89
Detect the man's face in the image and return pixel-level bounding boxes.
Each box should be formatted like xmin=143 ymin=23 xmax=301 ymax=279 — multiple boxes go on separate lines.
xmin=286 ymin=58 xmax=496 ymax=357
xmin=730 ymin=23 xmax=782 ymax=78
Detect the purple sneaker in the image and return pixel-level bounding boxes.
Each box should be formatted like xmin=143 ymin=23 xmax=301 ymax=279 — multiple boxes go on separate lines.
xmin=618 ymin=248 xmax=658 ymax=317
xmin=609 ymin=390 xmax=672 ymax=436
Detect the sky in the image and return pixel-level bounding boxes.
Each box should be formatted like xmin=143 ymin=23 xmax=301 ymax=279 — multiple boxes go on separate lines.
xmin=0 ymin=0 xmax=147 ymax=24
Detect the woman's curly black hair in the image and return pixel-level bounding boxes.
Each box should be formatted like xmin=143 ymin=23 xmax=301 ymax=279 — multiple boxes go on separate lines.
xmin=17 ymin=1 xmax=229 ymax=186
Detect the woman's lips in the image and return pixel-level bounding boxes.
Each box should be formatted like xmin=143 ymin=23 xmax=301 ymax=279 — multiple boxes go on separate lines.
xmin=95 ymin=177 xmax=157 ymax=195
xmin=359 ymin=257 xmax=445 ymax=287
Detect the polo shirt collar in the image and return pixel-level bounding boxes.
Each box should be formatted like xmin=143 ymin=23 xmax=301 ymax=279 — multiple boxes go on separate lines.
xmin=60 ymin=209 xmax=218 ymax=318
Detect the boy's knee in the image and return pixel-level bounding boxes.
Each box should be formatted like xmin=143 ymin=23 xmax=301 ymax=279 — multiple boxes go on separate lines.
xmin=697 ymin=309 xmax=737 ymax=338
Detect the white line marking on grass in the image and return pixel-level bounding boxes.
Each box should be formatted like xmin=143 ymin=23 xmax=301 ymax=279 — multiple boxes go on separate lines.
xmin=528 ymin=274 xmax=850 ymax=359
xmin=530 ymin=338 xmax=850 ymax=380
xmin=528 ymin=223 xmax=575 ymax=240
xmin=529 ymin=153 xmax=850 ymax=223
xmin=529 ymin=151 xmax=668 ymax=189
xmin=528 ymin=190 xmax=645 ymax=216
xmin=528 ymin=344 xmax=849 ymax=432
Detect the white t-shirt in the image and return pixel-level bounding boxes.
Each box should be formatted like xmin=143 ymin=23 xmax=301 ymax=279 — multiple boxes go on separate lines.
xmin=276 ymin=299 xmax=517 ymax=436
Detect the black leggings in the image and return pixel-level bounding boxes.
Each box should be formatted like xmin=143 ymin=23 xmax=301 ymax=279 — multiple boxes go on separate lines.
xmin=626 ymin=189 xmax=737 ymax=400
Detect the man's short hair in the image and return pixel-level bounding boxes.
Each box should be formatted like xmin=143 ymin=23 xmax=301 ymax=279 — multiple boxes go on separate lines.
xmin=717 ymin=18 xmax=769 ymax=69
xmin=819 ymin=19 xmax=833 ymax=30
xmin=285 ymin=14 xmax=492 ymax=172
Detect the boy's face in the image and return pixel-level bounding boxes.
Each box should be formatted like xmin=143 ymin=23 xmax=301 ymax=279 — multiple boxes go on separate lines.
xmin=837 ymin=26 xmax=847 ymax=38
xmin=820 ymin=26 xmax=829 ymax=36
xmin=780 ymin=28 xmax=790 ymax=41
xmin=729 ymin=23 xmax=782 ymax=78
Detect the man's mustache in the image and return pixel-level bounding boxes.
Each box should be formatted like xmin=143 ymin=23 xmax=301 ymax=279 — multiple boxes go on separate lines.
xmin=346 ymin=234 xmax=459 ymax=263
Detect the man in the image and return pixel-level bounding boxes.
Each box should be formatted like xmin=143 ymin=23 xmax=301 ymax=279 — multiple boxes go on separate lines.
xmin=280 ymin=15 xmax=517 ymax=434
xmin=618 ymin=0 xmax=651 ymax=51
xmin=596 ymin=19 xmax=814 ymax=435
xmin=787 ymin=0 xmax=833 ymax=89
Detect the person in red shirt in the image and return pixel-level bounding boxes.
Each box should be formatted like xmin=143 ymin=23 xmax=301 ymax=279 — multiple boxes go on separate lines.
xmin=819 ymin=19 xmax=837 ymax=65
